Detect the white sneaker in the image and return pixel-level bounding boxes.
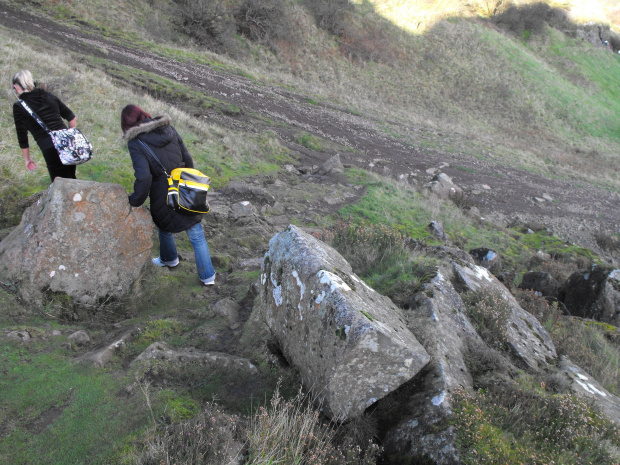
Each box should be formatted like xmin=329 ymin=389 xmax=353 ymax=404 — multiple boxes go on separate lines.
xmin=202 ymin=273 xmax=216 ymax=286
xmin=152 ymin=256 xmax=179 ymax=268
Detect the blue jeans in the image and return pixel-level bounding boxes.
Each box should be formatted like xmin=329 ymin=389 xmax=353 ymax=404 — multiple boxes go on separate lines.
xmin=158 ymin=222 xmax=215 ymax=281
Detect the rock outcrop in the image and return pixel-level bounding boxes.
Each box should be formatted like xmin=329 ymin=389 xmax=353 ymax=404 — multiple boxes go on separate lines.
xmin=519 ymin=271 xmax=561 ymax=298
xmin=0 ymin=178 xmax=152 ymax=314
xmin=257 ymin=225 xmax=430 ymax=420
xmin=452 ymin=261 xmax=557 ymax=370
xmin=559 ymin=266 xmax=620 ymax=325
xmin=377 ymin=268 xmax=482 ymax=464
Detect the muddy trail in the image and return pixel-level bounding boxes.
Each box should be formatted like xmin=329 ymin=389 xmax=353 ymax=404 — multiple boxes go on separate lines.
xmin=1 ymin=4 xmax=618 ymax=259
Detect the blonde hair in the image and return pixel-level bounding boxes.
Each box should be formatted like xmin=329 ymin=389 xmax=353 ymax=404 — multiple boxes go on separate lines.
xmin=12 ymin=70 xmax=35 ymax=93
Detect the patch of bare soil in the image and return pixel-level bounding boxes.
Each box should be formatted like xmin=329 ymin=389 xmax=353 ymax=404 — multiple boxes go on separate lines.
xmin=1 ymin=5 xmax=618 ymax=263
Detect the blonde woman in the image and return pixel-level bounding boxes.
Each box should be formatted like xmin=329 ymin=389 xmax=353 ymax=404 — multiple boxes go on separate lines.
xmin=11 ymin=70 xmax=78 ymax=181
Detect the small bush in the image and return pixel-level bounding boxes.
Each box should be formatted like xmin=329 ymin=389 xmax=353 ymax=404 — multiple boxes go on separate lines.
xmin=303 ymin=0 xmax=352 ymax=37
xmin=234 ymin=0 xmax=294 ymax=50
xmin=492 ymin=2 xmax=570 ymax=38
xmin=463 ymin=289 xmax=512 ymax=351
xmin=173 ymin=0 xmax=236 ymax=53
xmin=132 ymin=403 xmax=243 ymax=465
xmin=315 ymin=220 xmax=437 ymax=306
xmin=339 ymin=18 xmax=399 ymax=64
xmin=246 ymin=385 xmax=380 ymax=464
xmin=453 ymin=383 xmax=620 ymax=465
xmin=595 ymin=231 xmax=620 ymax=252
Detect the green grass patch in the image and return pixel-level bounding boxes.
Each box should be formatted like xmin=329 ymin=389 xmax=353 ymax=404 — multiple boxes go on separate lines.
xmin=296 ymin=132 xmax=324 ymax=152
xmin=0 ymin=343 xmax=148 ymax=464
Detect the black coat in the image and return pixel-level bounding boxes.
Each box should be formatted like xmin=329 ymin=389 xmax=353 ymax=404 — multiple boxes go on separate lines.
xmin=13 ymin=88 xmax=75 ymax=150
xmin=125 ymin=115 xmax=202 ymax=233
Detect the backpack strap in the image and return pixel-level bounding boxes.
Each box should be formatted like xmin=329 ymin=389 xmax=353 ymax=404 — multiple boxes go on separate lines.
xmin=19 ymin=99 xmax=51 ymax=133
xmin=137 ymin=139 xmax=170 ymax=177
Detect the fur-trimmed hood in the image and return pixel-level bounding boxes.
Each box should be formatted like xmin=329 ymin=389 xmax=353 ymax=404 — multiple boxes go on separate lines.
xmin=123 ymin=114 xmax=171 ymax=142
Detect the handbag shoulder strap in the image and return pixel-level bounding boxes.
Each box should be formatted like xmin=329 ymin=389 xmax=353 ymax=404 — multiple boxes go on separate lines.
xmin=137 ymin=139 xmax=169 ymax=177
xmin=19 ymin=99 xmax=51 ymax=133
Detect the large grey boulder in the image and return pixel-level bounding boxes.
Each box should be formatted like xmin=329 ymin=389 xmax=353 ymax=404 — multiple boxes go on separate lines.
xmin=452 ymin=262 xmax=557 ymax=370
xmin=559 ymin=266 xmax=620 ymax=325
xmin=0 ymin=178 xmax=152 ymax=312
xmin=258 ymin=225 xmax=430 ymax=420
xmin=378 ymin=269 xmax=481 ymax=464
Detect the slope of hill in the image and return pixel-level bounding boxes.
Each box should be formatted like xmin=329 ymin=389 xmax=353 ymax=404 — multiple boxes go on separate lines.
xmin=1 ymin=0 xmax=620 ymax=464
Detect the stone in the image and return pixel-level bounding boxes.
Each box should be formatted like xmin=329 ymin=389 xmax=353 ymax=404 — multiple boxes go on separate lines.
xmin=68 ymin=330 xmax=91 ymax=346
xmin=559 ymin=357 xmax=620 ymax=424
xmin=258 ymin=225 xmax=430 ymax=420
xmin=317 ymin=154 xmax=345 ymax=175
xmin=223 ymin=181 xmax=276 ymax=204
xmin=131 ymin=342 xmax=258 ymax=375
xmin=378 ymin=268 xmax=480 ymax=464
xmin=452 ymin=262 xmax=557 ymax=370
xmin=7 ymin=330 xmax=31 ymax=342
xmin=469 ymin=248 xmax=499 ymax=270
xmin=79 ymin=327 xmax=140 ymax=367
xmin=519 ymin=271 xmax=560 ymax=298
xmin=427 ymin=221 xmax=448 ymax=241
xmin=231 ymin=201 xmax=258 ymax=219
xmin=213 ymin=298 xmax=242 ymax=329
xmin=559 ymin=266 xmax=620 ymax=325
xmin=0 ymin=179 xmax=152 ymax=312
xmin=423 ymin=173 xmax=463 ymax=200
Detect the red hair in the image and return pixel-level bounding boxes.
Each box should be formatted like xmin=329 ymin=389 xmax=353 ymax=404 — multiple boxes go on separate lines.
xmin=121 ymin=104 xmax=151 ymax=133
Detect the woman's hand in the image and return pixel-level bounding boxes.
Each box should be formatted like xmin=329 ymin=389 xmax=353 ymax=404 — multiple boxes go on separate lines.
xmin=25 ymin=160 xmax=36 ymax=170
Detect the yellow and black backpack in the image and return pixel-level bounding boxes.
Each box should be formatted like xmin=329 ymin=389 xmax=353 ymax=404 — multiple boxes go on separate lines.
xmin=138 ymin=140 xmax=211 ymax=214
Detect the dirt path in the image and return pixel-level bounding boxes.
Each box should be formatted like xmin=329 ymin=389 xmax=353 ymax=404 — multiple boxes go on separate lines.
xmin=1 ymin=5 xmax=617 ymax=260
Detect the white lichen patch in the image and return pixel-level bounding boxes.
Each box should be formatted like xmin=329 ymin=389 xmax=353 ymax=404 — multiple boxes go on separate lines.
xmin=272 ymin=285 xmax=283 ymax=306
xmin=315 ymin=291 xmax=326 ymax=304
xmin=431 ymin=391 xmax=446 ymax=406
xmin=73 ymin=193 xmax=82 ymax=202
xmin=318 ymin=270 xmax=351 ymax=292
xmin=49 ymin=270 xmax=56 ymax=278
xmin=59 ymin=265 xmax=66 ymax=271
xmin=609 ymin=269 xmax=620 ymax=280
xmin=473 ymin=265 xmax=493 ymax=282
xmin=292 ymin=270 xmax=305 ymax=299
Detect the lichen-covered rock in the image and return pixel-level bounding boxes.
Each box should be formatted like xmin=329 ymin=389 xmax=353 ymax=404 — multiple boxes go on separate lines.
xmin=452 ymin=262 xmax=556 ymax=369
xmin=131 ymin=341 xmax=258 ymax=375
xmin=258 ymin=225 xmax=430 ymax=420
xmin=558 ymin=357 xmax=620 ymax=424
xmin=559 ymin=266 xmax=620 ymax=325
xmin=0 ymin=178 xmax=152 ymax=313
xmin=378 ymin=269 xmax=481 ymax=464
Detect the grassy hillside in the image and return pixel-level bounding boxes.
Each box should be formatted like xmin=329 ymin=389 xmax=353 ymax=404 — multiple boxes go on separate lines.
xmin=3 ymin=0 xmax=619 ymax=192
xmin=1 ymin=1 xmax=620 ymax=464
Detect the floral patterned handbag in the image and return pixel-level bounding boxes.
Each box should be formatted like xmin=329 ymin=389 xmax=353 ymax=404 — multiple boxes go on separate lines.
xmin=19 ymin=100 xmax=93 ymax=165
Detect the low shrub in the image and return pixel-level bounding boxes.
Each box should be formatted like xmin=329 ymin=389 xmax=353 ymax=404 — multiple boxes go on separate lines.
xmin=463 ymin=289 xmax=512 ymax=351
xmin=492 ymin=2 xmax=570 ymax=38
xmin=453 ymin=382 xmax=620 ymax=465
xmin=234 ymin=0 xmax=294 ymax=50
xmin=131 ymin=403 xmax=243 ymax=465
xmin=595 ymin=231 xmax=620 ymax=253
xmin=303 ymin=0 xmax=352 ymax=37
xmin=315 ymin=219 xmax=437 ymax=306
xmin=173 ymin=0 xmax=237 ymax=53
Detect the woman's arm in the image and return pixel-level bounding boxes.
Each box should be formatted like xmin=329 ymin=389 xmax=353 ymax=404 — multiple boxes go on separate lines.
xmin=21 ymin=148 xmax=36 ymax=170
xmin=127 ymin=142 xmax=152 ymax=207
xmin=68 ymin=117 xmax=77 ymax=129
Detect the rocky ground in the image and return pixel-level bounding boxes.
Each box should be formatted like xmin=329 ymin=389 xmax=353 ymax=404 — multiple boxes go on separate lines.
xmin=1 ymin=4 xmax=618 ymax=264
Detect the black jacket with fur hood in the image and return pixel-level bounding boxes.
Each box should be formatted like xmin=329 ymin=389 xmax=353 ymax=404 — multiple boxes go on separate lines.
xmin=124 ymin=114 xmax=202 ymax=233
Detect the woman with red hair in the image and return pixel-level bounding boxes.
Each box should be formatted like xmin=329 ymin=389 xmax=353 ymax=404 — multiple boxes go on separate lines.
xmin=122 ymin=104 xmax=216 ymax=286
